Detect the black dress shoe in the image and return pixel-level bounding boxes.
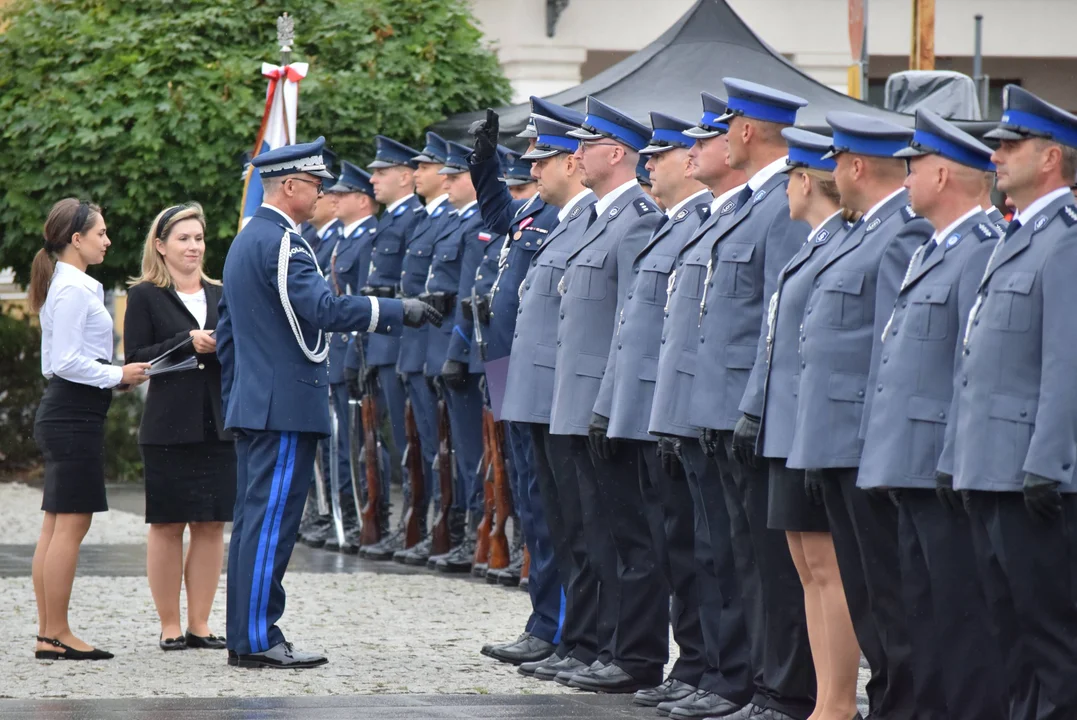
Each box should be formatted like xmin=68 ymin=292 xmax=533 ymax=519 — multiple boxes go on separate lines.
xmin=487 ymin=635 xmax=555 ymax=665
xmin=716 ymin=704 xmax=795 ymax=720
xmin=556 ymin=659 xmax=607 ymax=686
xmin=519 ymin=574 xmax=529 ymax=591
xmin=159 ymin=634 xmax=187 ymax=651
xmin=395 ymin=535 xmax=432 ymax=565
xmin=518 ymin=652 xmax=565 ymax=677
xmin=435 ymin=540 xmax=475 ymax=573
xmin=299 ymin=517 xmax=331 ymax=548
xmin=533 ymin=655 xmax=587 ymax=681
xmin=665 ymin=689 xmax=743 ymax=718
xmin=361 ymin=528 xmax=404 ymax=560
xmin=35 ymin=637 xmax=113 ymax=661
xmin=184 ymin=631 xmax=227 ymax=649
xmin=570 ymin=662 xmax=655 ymax=694
xmin=481 ymin=632 xmax=528 ymax=658
xmin=234 ymin=641 xmax=327 ymax=669
xmin=634 ymin=678 xmax=696 ymax=707
xmin=227 ymin=650 xmax=238 ymax=666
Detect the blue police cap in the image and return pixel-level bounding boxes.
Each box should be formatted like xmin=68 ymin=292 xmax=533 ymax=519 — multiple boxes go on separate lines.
xmin=567 ymin=96 xmax=650 ymax=151
xmin=498 ymin=145 xmax=534 ymax=187
xmin=517 ymin=96 xmax=588 ymax=139
xmin=438 ymin=141 xmax=472 ymax=175
xmin=521 ymin=117 xmax=581 ymax=160
xmin=984 ymin=84 xmax=1077 ymax=149
xmin=367 ymin=135 xmax=420 ymax=170
xmin=251 ymin=136 xmax=334 ymax=179
xmin=780 ymin=128 xmax=837 ymax=173
xmin=640 ymin=112 xmax=696 ymax=155
xmin=893 ymin=109 xmax=995 ymax=171
xmin=684 ymin=92 xmax=731 ymax=139
xmin=717 ymin=78 xmax=807 ymax=127
xmin=412 ymin=132 xmax=449 ymax=165
xmin=636 ymin=156 xmax=652 ymax=187
xmin=327 ymin=160 xmax=375 ymax=196
xmin=823 ymin=112 xmax=913 ymax=159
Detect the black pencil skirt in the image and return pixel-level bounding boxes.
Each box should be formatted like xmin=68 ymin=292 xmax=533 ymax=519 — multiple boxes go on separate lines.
xmin=767 ymin=458 xmax=830 ymax=532
xmin=34 ymin=376 xmax=113 ymax=514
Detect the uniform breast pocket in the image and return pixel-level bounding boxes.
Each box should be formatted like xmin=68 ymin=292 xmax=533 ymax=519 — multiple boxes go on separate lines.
xmin=569 ymin=250 xmax=609 ymax=301
xmin=904 ymin=285 xmax=951 ymax=341
xmin=817 ymin=271 xmax=866 ymax=330
xmin=986 ymin=393 xmax=1036 ymax=482
xmin=536 ymin=254 xmax=567 ymax=297
xmin=679 ymin=261 xmax=706 ymax=301
xmin=906 ymin=395 xmax=949 ymax=478
xmin=986 ymin=271 xmax=1035 ymax=332
xmin=376 ymin=238 xmax=403 ymax=257
xmin=635 ymin=254 xmax=676 ymax=306
xmin=436 ymin=244 xmax=460 ymax=263
xmin=714 ymin=243 xmax=756 ymax=298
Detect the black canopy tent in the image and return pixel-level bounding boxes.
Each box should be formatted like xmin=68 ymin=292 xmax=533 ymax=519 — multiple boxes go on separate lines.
xmin=431 ymin=0 xmax=992 ymax=145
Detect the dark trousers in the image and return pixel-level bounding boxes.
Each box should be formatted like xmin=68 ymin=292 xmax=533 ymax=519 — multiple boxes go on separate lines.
xmin=966 ymin=491 xmax=1077 ymax=720
xmin=506 ymin=421 xmax=561 ymax=643
xmin=680 ymin=442 xmax=754 ymax=706
xmin=639 ymin=442 xmax=708 ymax=687
xmin=821 ymin=469 xmax=914 ymax=720
xmin=376 ymin=365 xmax=407 ymax=486
xmin=401 ymin=372 xmax=439 ymax=512
xmin=712 ymin=431 xmax=815 ymax=718
xmin=898 ymin=489 xmax=1006 ymax=720
xmin=586 ymin=440 xmax=668 ymax=683
xmin=317 ymin=382 xmax=353 ymax=496
xmin=227 ymin=430 xmax=317 ymax=655
xmin=530 ymin=424 xmax=599 ymax=664
xmin=443 ymin=374 xmax=485 ymax=515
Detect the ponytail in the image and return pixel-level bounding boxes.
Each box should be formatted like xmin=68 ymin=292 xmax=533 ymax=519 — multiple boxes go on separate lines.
xmin=27 ymin=248 xmax=56 ymax=313
xmin=29 ymin=198 xmax=102 ymax=313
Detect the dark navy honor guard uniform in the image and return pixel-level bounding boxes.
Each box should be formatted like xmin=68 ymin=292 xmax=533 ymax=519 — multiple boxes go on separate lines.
xmin=550 ymin=97 xmax=664 ymax=688
xmin=857 ymin=111 xmax=1006 ymax=720
xmin=945 ymin=86 xmax=1077 ymax=718
xmin=592 ymin=112 xmax=713 ymax=692
xmin=687 ymin=79 xmax=814 ymax=719
xmin=219 ymin=138 xmax=405 ymax=661
xmin=647 ymin=91 xmax=754 ymax=712
xmin=301 ymin=217 xmax=341 ymax=270
xmin=786 ymin=114 xmax=933 ymax=720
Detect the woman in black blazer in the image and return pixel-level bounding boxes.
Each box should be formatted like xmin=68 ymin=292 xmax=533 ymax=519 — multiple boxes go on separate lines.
xmin=124 ymin=203 xmax=234 ymax=652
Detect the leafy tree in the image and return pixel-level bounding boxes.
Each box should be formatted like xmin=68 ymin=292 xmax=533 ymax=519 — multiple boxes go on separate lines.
xmin=0 ymin=0 xmax=509 ymax=288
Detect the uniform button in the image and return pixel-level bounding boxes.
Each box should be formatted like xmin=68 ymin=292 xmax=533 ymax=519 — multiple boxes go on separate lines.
xmin=800 ymin=335 xmax=806 ymax=342
xmin=701 ymin=337 xmax=706 ymax=344
xmin=618 ymin=344 xmax=623 ymax=350
xmin=627 ymin=293 xmax=633 ymax=299
xmin=801 ymin=362 xmax=806 ymax=369
xmin=525 ymin=283 xmax=530 ymax=289
xmin=1020 ymin=411 xmax=1027 ymax=418
xmin=938 ymin=412 xmax=945 ymax=419
xmin=1064 ymin=463 xmax=1072 ymax=471
xmin=703 ymin=309 xmax=708 ymax=315
xmin=708 ymin=281 xmax=714 ymax=288
xmin=876 ymin=384 xmax=882 ymax=392
xmin=963 ymin=348 xmax=970 ymax=356
xmin=962 ymin=377 xmax=968 ymax=386
xmin=925 ymin=294 xmax=931 ymax=299
xmin=973 ymin=319 xmax=979 ymax=326
xmin=901 ymin=300 xmax=907 ymax=308
xmin=882 ymin=356 xmax=888 ymax=364
xmin=814 ymin=280 xmax=820 ymax=288
xmin=560 ymin=312 xmax=565 ymax=319
xmin=891 ymin=328 xmax=897 ymax=336
xmin=732 ymin=252 xmax=738 ymax=259
xmin=661 ymin=338 xmax=666 ymax=344
xmin=634 ymin=268 xmax=639 ymax=274
xmin=837 ymin=279 xmax=843 ymax=287
xmin=805 ymin=307 xmax=812 ymax=314
xmin=517 ymin=309 xmax=522 ymax=315
xmin=664 ymin=312 xmax=669 ymax=318
xmin=514 ymin=332 xmax=518 ymax=338
xmin=859 ymin=390 xmax=866 ymax=397
xmin=531 ymin=259 xmax=537 ymax=266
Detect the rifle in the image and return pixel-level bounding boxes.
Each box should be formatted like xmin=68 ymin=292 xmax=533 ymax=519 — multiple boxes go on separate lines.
xmin=328 ymin=400 xmax=346 ymax=547
xmin=521 ymin=546 xmax=531 ymax=583
xmin=312 ymin=444 xmax=330 ymax=516
xmin=431 ymin=385 xmax=454 ymax=555
xmin=401 ymin=399 xmax=425 ymax=549
xmin=473 ymin=414 xmax=494 ymax=573
xmin=357 ymin=340 xmax=383 ymax=548
xmin=488 ymin=414 xmax=512 ymax=571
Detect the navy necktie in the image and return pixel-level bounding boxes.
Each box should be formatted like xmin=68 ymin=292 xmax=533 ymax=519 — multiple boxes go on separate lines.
xmin=734 ymin=185 xmax=754 ymax=211
xmin=585 ymin=206 xmax=598 ymax=228
xmin=922 ymin=238 xmax=938 ymax=261
xmin=1003 ymin=219 xmax=1022 ymax=242
xmin=652 ymin=214 xmax=669 ymax=236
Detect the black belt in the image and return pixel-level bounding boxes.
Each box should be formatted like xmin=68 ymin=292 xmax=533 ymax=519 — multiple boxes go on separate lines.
xmin=419 ymin=292 xmax=456 ymax=316
xmin=360 ymin=285 xmax=397 ymax=299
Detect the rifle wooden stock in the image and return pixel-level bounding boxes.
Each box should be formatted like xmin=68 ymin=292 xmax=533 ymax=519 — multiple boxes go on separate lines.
xmin=473 ymin=409 xmax=495 ymax=568
xmin=359 ymin=378 xmax=382 ymax=547
xmin=521 ymin=547 xmax=530 ymax=582
xmin=488 ymin=412 xmax=511 ymax=571
xmin=402 ymin=399 xmax=425 ymax=549
xmin=431 ymin=392 xmax=453 ymax=555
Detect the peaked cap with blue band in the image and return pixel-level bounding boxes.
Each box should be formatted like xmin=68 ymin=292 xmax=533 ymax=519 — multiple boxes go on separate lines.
xmin=498 ymin=145 xmax=534 ymax=186
xmin=641 ymin=112 xmax=696 ymax=155
xmin=367 ymin=135 xmax=420 ymax=169
xmin=438 ymin=141 xmax=472 ymax=175
xmin=517 ymin=96 xmax=588 ymax=139
xmin=823 ymin=111 xmax=913 ymax=159
xmin=251 ymin=136 xmax=334 ymax=179
xmin=780 ymin=128 xmax=837 ymax=173
xmin=717 ymin=78 xmax=807 ymax=127
xmin=327 ymin=160 xmax=376 ymax=196
xmin=412 ymin=132 xmax=449 ymax=165
xmin=567 ymin=96 xmax=651 ymax=152
xmin=684 ymin=92 xmax=731 ymax=139
xmin=893 ymin=109 xmax=995 ymax=171
xmin=984 ymin=84 xmax=1077 ymax=150
xmin=521 ymin=117 xmax=581 ymax=160
xmin=636 ymin=156 xmax=652 ymax=186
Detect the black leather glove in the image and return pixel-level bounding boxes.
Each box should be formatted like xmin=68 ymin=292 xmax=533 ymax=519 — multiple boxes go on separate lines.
xmin=699 ymin=427 xmax=719 ymax=458
xmin=476 ymin=294 xmax=492 ymax=325
xmin=888 ymin=488 xmax=903 ymax=508
xmin=805 ymin=469 xmax=826 ymax=506
xmin=344 ymin=366 xmax=361 ymax=399
xmin=362 ymin=364 xmax=378 ymax=387
xmin=1023 ymin=473 xmax=1063 ymax=523
xmin=467 ymin=108 xmax=499 ymax=164
xmin=459 ymin=296 xmax=473 ymax=318
xmin=440 ymin=358 xmax=468 ymax=390
xmin=935 ymin=471 xmax=963 ymax=514
xmin=402 ymin=298 xmax=443 ymax=328
xmin=657 ymin=437 xmax=682 ymax=477
xmin=588 ymin=413 xmax=617 ymax=461
xmin=731 ymin=413 xmax=761 ymax=468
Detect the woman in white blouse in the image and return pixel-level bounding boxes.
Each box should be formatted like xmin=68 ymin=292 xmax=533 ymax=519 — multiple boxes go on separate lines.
xmin=29 ymin=198 xmax=151 ymax=661
xmin=123 ymin=203 xmax=234 ymax=652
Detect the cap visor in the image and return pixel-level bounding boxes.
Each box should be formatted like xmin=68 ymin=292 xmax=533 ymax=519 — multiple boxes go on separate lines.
xmin=639 ymin=144 xmax=677 ymax=156
xmin=516 ymin=127 xmax=538 ymax=139
xmin=521 ymin=147 xmax=563 ymax=161
xmin=820 ymin=148 xmax=842 ymax=160
xmin=308 ymin=168 xmax=335 ymax=179
xmin=983 ymin=126 xmax=1026 ymax=141
xmin=892 ymin=146 xmax=929 ymax=159
xmin=437 ymin=166 xmax=467 ymax=175
xmin=325 ymin=182 xmax=350 ymax=193
xmin=505 ymin=177 xmax=533 ymax=187
xmin=683 ymin=126 xmax=721 ymax=139
xmin=566 ymin=127 xmax=603 ymax=141
xmin=716 ymin=111 xmax=736 ymax=123
xmin=412 ymin=153 xmax=441 ymax=164
xmin=367 ymin=160 xmax=394 ymax=169
xmin=778 ymin=160 xmax=799 ymax=174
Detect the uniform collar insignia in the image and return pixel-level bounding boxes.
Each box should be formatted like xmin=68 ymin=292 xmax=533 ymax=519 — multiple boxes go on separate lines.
xmin=720 ymin=200 xmax=736 ymax=215
xmin=945 ymin=233 xmax=962 ymax=248
xmin=813 ymin=229 xmax=830 ymax=244
xmin=865 ymin=217 xmax=882 ymax=232
xmin=432 ymin=206 xmax=444 ymax=217
xmin=570 ymin=205 xmax=583 ymax=218
xmin=394 ymin=204 xmax=408 ymax=216
xmin=1034 ymin=214 xmax=1049 ymax=231
xmin=609 ymin=206 xmax=620 ymax=218
xmin=463 ymin=207 xmax=476 ymax=218
xmin=674 ymin=208 xmax=690 ymax=222
xmin=753 ymin=189 xmax=767 ymax=202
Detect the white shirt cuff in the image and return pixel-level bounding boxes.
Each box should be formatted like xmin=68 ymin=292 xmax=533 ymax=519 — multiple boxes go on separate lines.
xmin=105 ymin=365 xmax=124 ymax=389
xmin=366 ymin=297 xmax=380 ymax=333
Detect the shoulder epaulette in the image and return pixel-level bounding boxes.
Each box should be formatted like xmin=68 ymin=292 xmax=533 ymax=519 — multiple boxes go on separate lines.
xmin=1060 ymin=204 xmax=1077 ymax=227
xmin=972 ymin=222 xmax=996 ymax=240
xmin=634 ymin=198 xmax=658 ymax=216
xmin=393 ymin=204 xmax=408 ymax=217
xmin=901 ymin=205 xmax=917 ymax=222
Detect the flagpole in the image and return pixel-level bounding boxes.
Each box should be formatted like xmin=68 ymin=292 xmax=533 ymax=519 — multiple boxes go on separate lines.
xmin=278 ymin=13 xmax=294 ymax=145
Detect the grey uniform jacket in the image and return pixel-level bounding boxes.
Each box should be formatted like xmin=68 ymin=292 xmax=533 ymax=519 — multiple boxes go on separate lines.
xmin=596 ymin=192 xmax=712 ymax=441
xmin=500 ymin=192 xmax=597 ymax=425
xmin=689 ymin=174 xmax=809 ymax=432
xmin=549 ymin=184 xmax=662 ymax=436
xmin=648 ymin=192 xmax=743 ymax=437
xmin=786 ymin=190 xmax=933 ymax=470
xmin=857 ymin=212 xmax=996 ymax=489
xmin=944 ymin=195 xmax=1077 ymax=492
xmin=758 ymin=211 xmax=850 ymax=459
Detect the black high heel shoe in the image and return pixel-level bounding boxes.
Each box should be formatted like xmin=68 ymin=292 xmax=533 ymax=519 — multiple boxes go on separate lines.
xmin=184 ymin=630 xmax=227 ymax=650
xmin=36 ymin=636 xmax=114 ymax=660
xmin=159 ymin=634 xmax=187 ymax=651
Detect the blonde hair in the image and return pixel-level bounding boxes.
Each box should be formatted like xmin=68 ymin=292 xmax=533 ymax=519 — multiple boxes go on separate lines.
xmin=797 ymin=167 xmax=862 ymax=223
xmin=128 ymin=203 xmax=220 ymax=288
